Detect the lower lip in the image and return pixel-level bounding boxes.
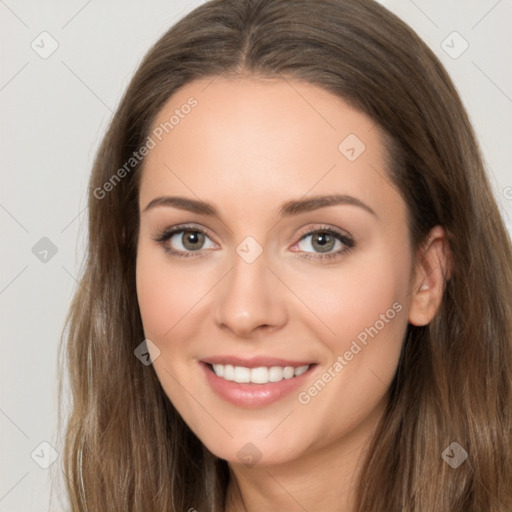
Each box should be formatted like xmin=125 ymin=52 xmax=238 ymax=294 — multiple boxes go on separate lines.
xmin=199 ymin=362 xmax=317 ymax=408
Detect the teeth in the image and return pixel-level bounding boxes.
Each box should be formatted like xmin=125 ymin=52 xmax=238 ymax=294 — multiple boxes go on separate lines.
xmin=234 ymin=366 xmax=251 ymax=383
xmin=213 ymin=364 xmax=224 ymax=377
xmin=210 ymin=364 xmax=311 ymax=384
xmin=251 ymin=366 xmax=269 ymax=384
xmin=269 ymin=366 xmax=283 ymax=382
xmin=224 ymin=364 xmax=234 ymax=381
xmin=294 ymin=365 xmax=309 ymax=376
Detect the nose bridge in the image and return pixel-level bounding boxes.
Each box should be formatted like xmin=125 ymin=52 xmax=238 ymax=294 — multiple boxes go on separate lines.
xmin=213 ymin=243 xmax=287 ymax=336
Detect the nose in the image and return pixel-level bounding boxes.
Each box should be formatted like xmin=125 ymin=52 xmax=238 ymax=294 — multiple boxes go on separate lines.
xmin=212 ymin=249 xmax=288 ymax=338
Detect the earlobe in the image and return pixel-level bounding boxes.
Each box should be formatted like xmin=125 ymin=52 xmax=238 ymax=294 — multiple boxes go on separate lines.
xmin=408 ymin=225 xmax=452 ymax=326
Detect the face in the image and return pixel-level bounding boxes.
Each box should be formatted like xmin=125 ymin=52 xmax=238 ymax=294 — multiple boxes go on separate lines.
xmin=136 ymin=76 xmax=415 ymax=466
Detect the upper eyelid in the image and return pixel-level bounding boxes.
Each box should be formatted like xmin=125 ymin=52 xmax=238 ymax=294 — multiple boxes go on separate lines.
xmin=296 ymin=225 xmax=351 ymax=239
xmin=162 ymin=223 xmax=217 ymax=242
xmin=159 ymin=223 xmax=351 ymax=237
xmin=157 ymin=223 xmax=353 ymax=248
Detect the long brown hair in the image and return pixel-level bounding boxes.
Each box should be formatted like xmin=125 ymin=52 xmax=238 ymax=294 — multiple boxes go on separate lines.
xmin=56 ymin=0 xmax=512 ymax=510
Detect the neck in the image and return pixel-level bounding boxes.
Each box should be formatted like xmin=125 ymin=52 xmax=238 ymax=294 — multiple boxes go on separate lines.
xmin=224 ymin=397 xmax=386 ymax=512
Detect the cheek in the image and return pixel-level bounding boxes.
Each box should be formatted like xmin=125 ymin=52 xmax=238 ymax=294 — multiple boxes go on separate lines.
xmin=135 ymin=243 xmax=203 ymax=411
xmin=289 ymin=247 xmax=410 ymax=353
xmin=136 ymin=241 xmax=206 ymax=340
xmin=285 ymin=268 xmax=408 ymax=452
xmin=289 ymin=248 xmax=410 ymax=419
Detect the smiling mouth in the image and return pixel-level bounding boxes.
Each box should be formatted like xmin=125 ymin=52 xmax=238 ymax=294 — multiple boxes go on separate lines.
xmin=205 ymin=363 xmax=314 ymax=384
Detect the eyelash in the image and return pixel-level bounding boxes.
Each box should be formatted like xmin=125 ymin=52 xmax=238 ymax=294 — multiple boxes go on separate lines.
xmin=153 ymin=223 xmax=355 ymax=262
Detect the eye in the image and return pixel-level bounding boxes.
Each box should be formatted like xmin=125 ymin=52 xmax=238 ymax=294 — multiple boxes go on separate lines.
xmin=154 ymin=225 xmax=216 ymax=258
xmin=154 ymin=224 xmax=354 ymax=262
xmin=293 ymin=227 xmax=354 ymax=261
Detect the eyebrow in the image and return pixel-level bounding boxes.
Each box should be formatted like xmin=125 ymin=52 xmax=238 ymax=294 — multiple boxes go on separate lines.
xmin=143 ymin=193 xmax=377 ymax=218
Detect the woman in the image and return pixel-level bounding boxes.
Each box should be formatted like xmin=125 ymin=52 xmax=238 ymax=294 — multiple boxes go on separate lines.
xmin=58 ymin=0 xmax=512 ymax=510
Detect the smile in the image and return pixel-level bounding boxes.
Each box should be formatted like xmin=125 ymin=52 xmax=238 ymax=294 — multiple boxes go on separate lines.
xmin=199 ymin=359 xmax=318 ymax=408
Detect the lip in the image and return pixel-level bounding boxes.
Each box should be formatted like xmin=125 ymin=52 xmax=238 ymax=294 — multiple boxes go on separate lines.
xmin=199 ymin=360 xmax=318 ymax=409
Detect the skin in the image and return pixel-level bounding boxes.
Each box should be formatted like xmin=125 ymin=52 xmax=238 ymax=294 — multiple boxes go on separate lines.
xmin=135 ymin=76 xmax=449 ymax=511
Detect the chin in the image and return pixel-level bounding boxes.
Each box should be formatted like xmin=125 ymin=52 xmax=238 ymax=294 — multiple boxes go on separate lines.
xmin=198 ymin=430 xmax=311 ymax=468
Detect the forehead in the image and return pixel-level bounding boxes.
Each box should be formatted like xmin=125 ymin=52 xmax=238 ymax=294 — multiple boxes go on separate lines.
xmin=139 ymin=76 xmax=403 ymax=222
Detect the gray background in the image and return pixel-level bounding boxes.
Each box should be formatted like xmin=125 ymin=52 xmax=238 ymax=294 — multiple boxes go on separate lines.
xmin=1 ymin=1 xmax=511 ymax=510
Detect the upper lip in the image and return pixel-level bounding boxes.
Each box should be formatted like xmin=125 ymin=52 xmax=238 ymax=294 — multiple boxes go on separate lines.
xmin=201 ymin=355 xmax=315 ymax=368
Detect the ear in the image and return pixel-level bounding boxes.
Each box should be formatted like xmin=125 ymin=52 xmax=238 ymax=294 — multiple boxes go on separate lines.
xmin=408 ymin=225 xmax=452 ymax=326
